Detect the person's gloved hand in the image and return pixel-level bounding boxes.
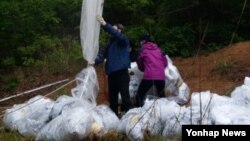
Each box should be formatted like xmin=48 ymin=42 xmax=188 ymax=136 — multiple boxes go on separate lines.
xmin=96 ymin=15 xmax=106 ymax=25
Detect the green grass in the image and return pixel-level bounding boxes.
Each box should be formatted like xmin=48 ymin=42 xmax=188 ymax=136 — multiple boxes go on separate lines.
xmin=214 ymin=60 xmax=236 ymax=76
xmin=0 ymin=126 xmax=181 ymax=141
xmin=0 ymin=128 xmax=35 ymax=141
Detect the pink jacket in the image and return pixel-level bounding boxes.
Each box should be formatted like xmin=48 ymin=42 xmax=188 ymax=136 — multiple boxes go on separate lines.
xmin=136 ymin=42 xmax=168 ymax=80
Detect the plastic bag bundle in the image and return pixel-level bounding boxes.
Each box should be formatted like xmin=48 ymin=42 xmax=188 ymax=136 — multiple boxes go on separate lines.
xmin=124 ymin=99 xmax=178 ymax=141
xmin=165 ymin=55 xmax=182 ymax=83
xmin=188 ymin=91 xmax=234 ymax=125
xmin=117 ymin=108 xmax=143 ymax=134
xmin=36 ymin=115 xmax=66 ymax=141
xmin=80 ymin=0 xmax=104 ymax=63
xmin=141 ymin=98 xmax=182 ymax=137
xmin=126 ymin=114 xmax=145 ymax=141
xmin=118 ymin=62 xmax=143 ymax=104
xmin=3 ymin=95 xmax=54 ymax=137
xmin=231 ymin=77 xmax=250 ymax=107
xmin=211 ymin=103 xmax=250 ymax=124
xmin=50 ymin=95 xmax=95 ymax=119
xmin=71 ymin=66 xmax=99 ymax=104
xmin=125 ymin=104 xmax=165 ymax=141
xmin=190 ymin=91 xmax=232 ymax=110
xmin=36 ymin=107 xmax=94 ymax=141
xmin=163 ymin=93 xmax=230 ymax=137
xmin=140 ymin=101 xmax=165 ymax=136
xmin=90 ymin=105 xmax=120 ymax=136
xmin=49 ymin=95 xmax=76 ymax=119
xmin=164 ymin=55 xmax=190 ymax=104
xmin=162 ymin=106 xmax=188 ymax=137
xmin=124 ymin=109 xmax=145 ymax=141
xmin=165 ymin=80 xmax=190 ymax=105
xmin=144 ymin=98 xmax=181 ymax=125
xmin=244 ymin=77 xmax=250 ymax=86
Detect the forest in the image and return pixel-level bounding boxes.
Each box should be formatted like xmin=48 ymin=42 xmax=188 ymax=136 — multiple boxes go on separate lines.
xmin=0 ymin=0 xmax=250 ymax=98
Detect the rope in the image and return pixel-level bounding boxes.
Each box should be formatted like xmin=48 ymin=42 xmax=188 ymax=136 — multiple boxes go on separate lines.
xmin=202 ymin=94 xmax=214 ymax=124
xmin=165 ymin=106 xmax=182 ymax=136
xmin=127 ymin=99 xmax=157 ymax=136
xmin=0 ymin=79 xmax=69 ymax=103
xmin=0 ymin=79 xmax=76 ymax=118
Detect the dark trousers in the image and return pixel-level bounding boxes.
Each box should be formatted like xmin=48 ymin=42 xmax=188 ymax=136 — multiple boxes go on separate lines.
xmin=136 ymin=79 xmax=165 ymax=107
xmin=108 ymin=69 xmax=131 ymax=116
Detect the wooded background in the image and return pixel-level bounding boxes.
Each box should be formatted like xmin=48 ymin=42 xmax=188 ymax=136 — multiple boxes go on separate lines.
xmin=1 ymin=0 xmax=249 ymax=72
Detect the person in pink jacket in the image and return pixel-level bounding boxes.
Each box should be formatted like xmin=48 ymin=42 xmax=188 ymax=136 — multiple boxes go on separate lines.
xmin=135 ymin=34 xmax=168 ymax=107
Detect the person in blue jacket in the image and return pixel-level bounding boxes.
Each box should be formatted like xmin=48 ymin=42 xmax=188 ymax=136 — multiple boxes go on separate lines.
xmin=94 ymin=15 xmax=131 ymax=116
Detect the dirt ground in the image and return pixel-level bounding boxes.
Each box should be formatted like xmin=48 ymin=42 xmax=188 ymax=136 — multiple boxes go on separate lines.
xmin=173 ymin=41 xmax=250 ymax=95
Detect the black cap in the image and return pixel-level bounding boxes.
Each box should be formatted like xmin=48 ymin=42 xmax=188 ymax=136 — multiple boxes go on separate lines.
xmin=116 ymin=23 xmax=124 ymax=31
xmin=139 ymin=33 xmax=151 ymax=42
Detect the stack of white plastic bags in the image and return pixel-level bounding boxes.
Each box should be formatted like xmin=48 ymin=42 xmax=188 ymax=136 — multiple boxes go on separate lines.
xmin=3 ymin=95 xmax=54 ymax=137
xmin=3 ymin=66 xmax=120 ymax=141
xmin=117 ymin=76 xmax=250 ymax=141
xmin=36 ymin=100 xmax=119 ymax=141
xmin=3 ymin=67 xmax=250 ymax=141
xmin=35 ymin=67 xmax=119 ymax=141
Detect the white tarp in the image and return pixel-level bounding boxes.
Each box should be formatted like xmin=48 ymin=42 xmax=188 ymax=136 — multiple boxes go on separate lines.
xmin=80 ymin=0 xmax=104 ymax=63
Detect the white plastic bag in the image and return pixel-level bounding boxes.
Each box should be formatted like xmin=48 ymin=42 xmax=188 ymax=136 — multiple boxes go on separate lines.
xmin=164 ymin=55 xmax=190 ymax=104
xmin=3 ymin=95 xmax=54 ymax=137
xmin=244 ymin=77 xmax=250 ymax=86
xmin=231 ymin=84 xmax=250 ymax=107
xmin=90 ymin=105 xmax=120 ymax=136
xmin=36 ymin=107 xmax=94 ymax=141
xmin=50 ymin=95 xmax=95 ymax=119
xmin=80 ymin=0 xmax=104 ymax=63
xmin=71 ymin=66 xmax=99 ymax=104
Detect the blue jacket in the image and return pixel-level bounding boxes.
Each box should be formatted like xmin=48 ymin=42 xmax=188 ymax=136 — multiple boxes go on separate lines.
xmin=95 ymin=23 xmax=130 ymax=75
